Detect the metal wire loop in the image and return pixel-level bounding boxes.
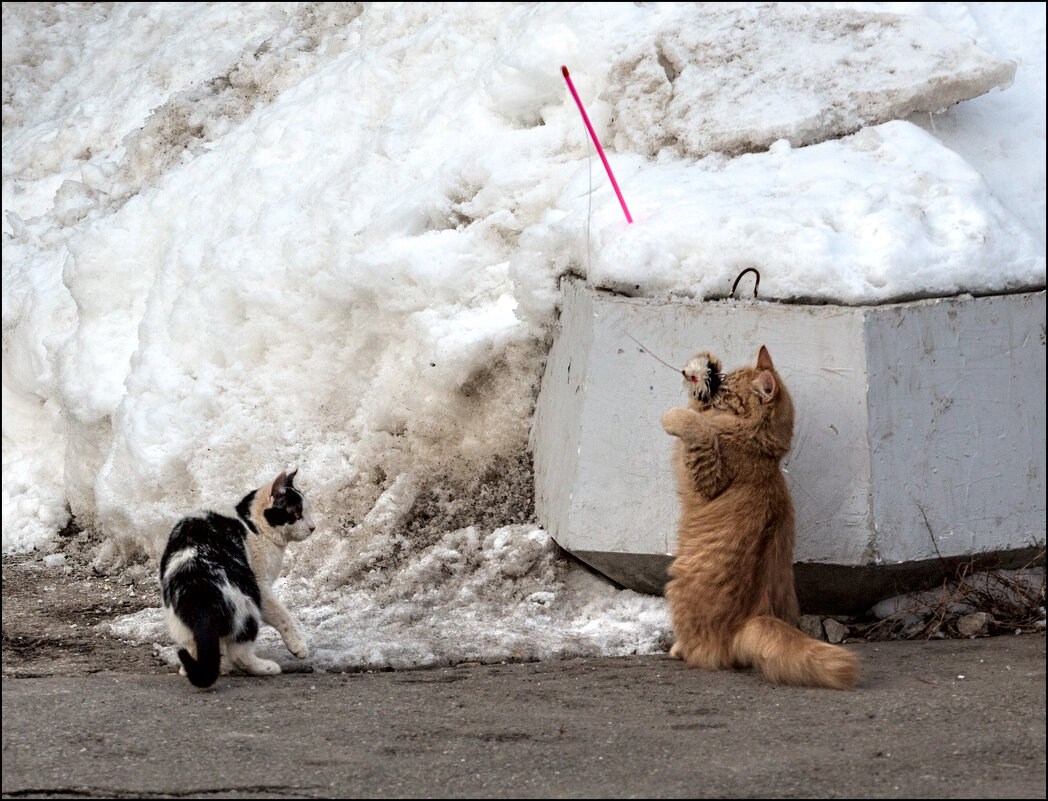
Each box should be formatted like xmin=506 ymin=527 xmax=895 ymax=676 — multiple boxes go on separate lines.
xmin=729 ymin=267 xmax=760 ymax=299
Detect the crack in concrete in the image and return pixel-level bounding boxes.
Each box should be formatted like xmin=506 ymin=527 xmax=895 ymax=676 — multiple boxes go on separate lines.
xmin=3 ymin=786 xmax=326 ymax=799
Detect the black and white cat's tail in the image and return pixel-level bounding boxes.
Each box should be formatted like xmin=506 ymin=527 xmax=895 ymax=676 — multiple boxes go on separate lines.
xmin=178 ymin=611 xmax=221 ymax=688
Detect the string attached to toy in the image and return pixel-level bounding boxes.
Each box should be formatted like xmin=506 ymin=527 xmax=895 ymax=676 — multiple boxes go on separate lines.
xmin=584 ymin=94 xmax=593 ymax=274
xmin=562 ymin=69 xmax=760 ymax=384
xmin=622 ymin=330 xmax=682 ymax=375
xmin=621 ymin=330 xmax=710 ymax=385
xmin=625 ymin=268 xmax=763 ymax=383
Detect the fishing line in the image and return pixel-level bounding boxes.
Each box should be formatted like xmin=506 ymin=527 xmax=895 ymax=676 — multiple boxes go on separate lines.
xmin=585 ymin=102 xmax=593 ymax=274
xmin=622 ymin=330 xmax=687 ymax=378
xmin=623 ymin=264 xmax=762 ymax=380
xmin=563 ymin=67 xmax=760 ymax=384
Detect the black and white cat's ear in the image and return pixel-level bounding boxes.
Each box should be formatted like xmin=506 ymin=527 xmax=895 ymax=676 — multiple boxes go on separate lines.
xmin=286 ymin=468 xmax=297 ymax=486
xmin=751 ymin=371 xmax=777 ymax=403
xmin=269 ymin=471 xmax=289 ymax=499
xmin=756 ymin=345 xmax=774 ymax=370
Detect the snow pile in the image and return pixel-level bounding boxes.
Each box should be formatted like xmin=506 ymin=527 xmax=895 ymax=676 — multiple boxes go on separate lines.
xmin=904 ymin=1 xmax=1046 ymax=249
xmin=603 ymin=3 xmax=1015 ymax=159
xmin=512 ymin=121 xmax=1041 ymax=310
xmin=3 ymin=3 xmax=1045 ymax=669
xmin=2 ymin=3 xmax=365 ymax=215
xmin=113 ymin=522 xmax=672 ymax=671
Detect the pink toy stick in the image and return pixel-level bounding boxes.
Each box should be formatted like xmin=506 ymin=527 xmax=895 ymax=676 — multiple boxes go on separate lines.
xmin=561 ymin=65 xmax=633 ymax=224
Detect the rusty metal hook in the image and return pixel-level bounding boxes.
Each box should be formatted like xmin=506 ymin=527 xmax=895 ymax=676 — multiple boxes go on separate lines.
xmin=729 ymin=267 xmax=760 ymax=300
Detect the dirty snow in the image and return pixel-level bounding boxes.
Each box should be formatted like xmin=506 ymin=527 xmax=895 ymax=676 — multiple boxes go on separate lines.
xmin=602 ymin=2 xmax=1015 ymax=159
xmin=2 ymin=2 xmax=1045 ymax=669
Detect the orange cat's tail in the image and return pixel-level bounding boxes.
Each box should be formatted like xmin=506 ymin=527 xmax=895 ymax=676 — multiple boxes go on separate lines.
xmin=731 ymin=615 xmax=859 ymax=690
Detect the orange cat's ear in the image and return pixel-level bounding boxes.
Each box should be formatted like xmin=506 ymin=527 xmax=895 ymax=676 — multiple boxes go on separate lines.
xmin=756 ymin=345 xmax=774 ymax=370
xmin=752 ymin=371 xmax=777 ymax=403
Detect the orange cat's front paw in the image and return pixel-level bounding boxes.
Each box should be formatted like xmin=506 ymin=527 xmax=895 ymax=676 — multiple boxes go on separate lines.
xmin=662 ymin=407 xmax=698 ymax=437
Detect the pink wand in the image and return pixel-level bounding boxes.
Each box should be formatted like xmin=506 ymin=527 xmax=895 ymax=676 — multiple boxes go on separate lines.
xmin=561 ymin=65 xmax=633 ymax=224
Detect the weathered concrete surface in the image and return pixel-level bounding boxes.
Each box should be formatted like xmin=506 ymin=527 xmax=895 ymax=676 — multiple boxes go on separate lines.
xmin=532 ymin=282 xmax=1045 ymax=601
xmin=863 ymin=293 xmax=1046 ymax=562
xmin=2 ymin=636 xmax=1044 ymax=799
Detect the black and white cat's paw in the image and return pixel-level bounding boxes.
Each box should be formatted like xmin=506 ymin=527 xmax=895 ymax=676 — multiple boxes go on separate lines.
xmin=244 ymin=657 xmax=282 ymax=676
xmin=287 ymin=638 xmax=309 ymax=660
xmin=683 ymin=352 xmax=723 ymax=404
xmin=227 ymin=643 xmax=282 ymax=676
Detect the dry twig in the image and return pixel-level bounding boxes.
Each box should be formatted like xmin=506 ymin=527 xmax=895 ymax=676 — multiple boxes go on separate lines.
xmin=853 ymin=551 xmax=1046 ymax=642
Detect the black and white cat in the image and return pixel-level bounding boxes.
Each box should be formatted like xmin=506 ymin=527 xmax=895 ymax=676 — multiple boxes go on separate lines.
xmin=159 ymin=469 xmax=316 ymax=687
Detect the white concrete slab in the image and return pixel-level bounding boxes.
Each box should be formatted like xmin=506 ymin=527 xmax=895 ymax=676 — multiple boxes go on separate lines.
xmin=532 ymin=280 xmax=1045 ymax=599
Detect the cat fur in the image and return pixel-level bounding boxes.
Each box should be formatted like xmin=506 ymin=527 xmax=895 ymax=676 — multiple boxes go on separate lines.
xmin=661 ymin=346 xmax=859 ymax=690
xmin=159 ymin=469 xmax=315 ymax=688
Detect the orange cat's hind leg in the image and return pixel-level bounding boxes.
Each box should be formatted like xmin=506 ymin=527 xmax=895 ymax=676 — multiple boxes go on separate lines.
xmin=669 ymin=640 xmax=685 ymax=660
xmin=682 ymin=640 xmax=731 ymax=671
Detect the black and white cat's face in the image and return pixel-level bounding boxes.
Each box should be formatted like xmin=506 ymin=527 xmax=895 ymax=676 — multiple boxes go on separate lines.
xmin=682 ymin=352 xmax=724 ymax=404
xmin=262 ymin=469 xmax=316 ymax=542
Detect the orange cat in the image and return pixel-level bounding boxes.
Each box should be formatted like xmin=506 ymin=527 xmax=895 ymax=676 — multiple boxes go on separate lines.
xmin=661 ymin=346 xmax=859 ymax=689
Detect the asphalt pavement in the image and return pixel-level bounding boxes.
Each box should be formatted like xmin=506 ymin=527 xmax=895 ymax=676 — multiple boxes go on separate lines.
xmin=2 ymin=635 xmax=1045 ymax=799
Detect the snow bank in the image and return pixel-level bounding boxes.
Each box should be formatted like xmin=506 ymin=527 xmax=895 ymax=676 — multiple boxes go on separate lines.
xmin=604 ymin=3 xmax=1015 ymax=159
xmin=2 ymin=3 xmax=1045 ymax=668
xmin=511 ymin=121 xmax=1042 ymax=314
xmin=903 ymin=1 xmax=1047 ymax=247
xmin=112 ymin=523 xmax=671 ymax=671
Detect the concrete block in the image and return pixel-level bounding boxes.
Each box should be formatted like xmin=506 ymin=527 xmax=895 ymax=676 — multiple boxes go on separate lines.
xmin=531 ymin=281 xmax=1046 ymax=610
